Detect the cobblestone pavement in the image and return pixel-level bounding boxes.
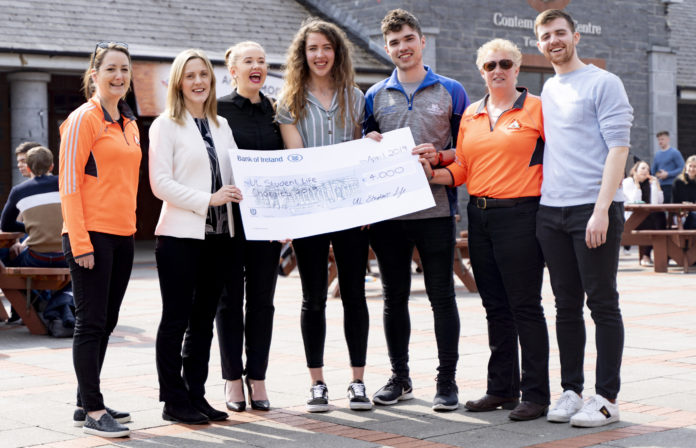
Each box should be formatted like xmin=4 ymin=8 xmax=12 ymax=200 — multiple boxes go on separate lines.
xmin=1 ymin=244 xmax=695 ymax=448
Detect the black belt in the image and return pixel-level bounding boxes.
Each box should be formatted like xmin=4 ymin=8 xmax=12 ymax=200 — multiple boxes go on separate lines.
xmin=470 ymin=195 xmax=539 ymax=210
xmin=28 ymin=249 xmax=65 ymax=262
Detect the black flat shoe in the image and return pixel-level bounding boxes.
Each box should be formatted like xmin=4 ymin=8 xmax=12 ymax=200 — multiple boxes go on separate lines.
xmin=191 ymin=397 xmax=228 ymax=421
xmin=246 ymin=377 xmax=270 ymax=411
xmin=162 ymin=402 xmax=208 ymax=424
xmin=224 ymin=380 xmax=246 ymax=412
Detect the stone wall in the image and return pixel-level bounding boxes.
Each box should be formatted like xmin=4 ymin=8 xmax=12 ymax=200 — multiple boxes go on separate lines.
xmin=301 ymin=0 xmax=672 ymax=226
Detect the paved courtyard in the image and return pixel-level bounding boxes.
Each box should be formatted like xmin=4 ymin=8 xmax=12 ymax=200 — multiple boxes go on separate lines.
xmin=1 ymin=243 xmax=695 ymax=448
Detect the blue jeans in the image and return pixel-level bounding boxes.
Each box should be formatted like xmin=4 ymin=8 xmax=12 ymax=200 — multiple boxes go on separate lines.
xmin=10 ymin=248 xmax=73 ymax=324
xmin=369 ymin=216 xmax=459 ymax=381
xmin=468 ymin=200 xmax=549 ymax=405
xmin=536 ymin=202 xmax=624 ymax=400
xmin=11 ymin=248 xmax=67 ymax=268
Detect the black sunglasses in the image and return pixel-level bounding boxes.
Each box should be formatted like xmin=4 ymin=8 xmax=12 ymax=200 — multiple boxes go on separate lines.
xmin=482 ymin=59 xmax=514 ymax=72
xmin=94 ymin=41 xmax=129 ymax=54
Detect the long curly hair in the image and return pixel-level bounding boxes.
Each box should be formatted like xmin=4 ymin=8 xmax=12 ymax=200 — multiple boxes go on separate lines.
xmin=279 ymin=18 xmax=358 ymax=128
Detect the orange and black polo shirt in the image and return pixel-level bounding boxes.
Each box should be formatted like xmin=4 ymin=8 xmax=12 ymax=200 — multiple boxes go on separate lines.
xmin=446 ymin=88 xmax=544 ymax=199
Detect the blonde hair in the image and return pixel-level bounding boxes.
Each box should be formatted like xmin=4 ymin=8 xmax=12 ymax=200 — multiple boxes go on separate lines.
xmin=476 ymin=38 xmax=522 ymax=70
xmin=678 ymin=155 xmax=696 ymax=182
xmin=225 ymin=41 xmax=266 ymax=88
xmin=165 ymin=49 xmax=218 ymax=126
xmin=82 ymin=43 xmax=131 ymax=101
xmin=278 ymin=18 xmax=358 ymax=128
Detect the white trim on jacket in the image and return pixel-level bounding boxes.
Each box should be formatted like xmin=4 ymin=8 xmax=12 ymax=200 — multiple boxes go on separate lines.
xmin=149 ymin=110 xmax=237 ymax=239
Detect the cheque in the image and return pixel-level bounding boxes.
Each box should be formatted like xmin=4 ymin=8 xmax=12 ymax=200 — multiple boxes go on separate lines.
xmin=229 ymin=127 xmax=435 ymax=240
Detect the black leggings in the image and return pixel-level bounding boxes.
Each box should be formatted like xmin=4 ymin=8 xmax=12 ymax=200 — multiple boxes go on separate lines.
xmin=64 ymin=232 xmax=134 ymax=412
xmin=293 ymin=227 xmax=369 ymax=368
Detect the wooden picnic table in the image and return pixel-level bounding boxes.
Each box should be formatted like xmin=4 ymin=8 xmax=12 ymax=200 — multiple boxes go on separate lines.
xmin=621 ymin=203 xmax=696 ymax=273
xmin=0 ymin=232 xmax=23 ymax=321
xmin=0 ymin=231 xmax=71 ymax=334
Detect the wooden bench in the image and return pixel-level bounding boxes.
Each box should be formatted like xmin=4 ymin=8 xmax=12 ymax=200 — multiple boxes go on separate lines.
xmin=454 ymin=232 xmax=477 ymax=292
xmin=631 ymin=229 xmax=696 ymax=273
xmin=0 ymin=265 xmax=71 ymax=335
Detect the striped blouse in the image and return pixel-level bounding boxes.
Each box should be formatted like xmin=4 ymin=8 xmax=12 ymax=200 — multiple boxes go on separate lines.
xmin=277 ymin=86 xmax=365 ymax=148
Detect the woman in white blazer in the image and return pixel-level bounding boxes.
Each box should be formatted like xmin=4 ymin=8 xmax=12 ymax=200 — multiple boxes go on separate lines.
xmin=149 ymin=49 xmax=243 ymax=425
xmin=621 ymin=160 xmax=665 ymax=266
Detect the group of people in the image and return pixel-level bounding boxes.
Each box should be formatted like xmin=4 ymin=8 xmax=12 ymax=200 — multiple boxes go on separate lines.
xmin=52 ymin=6 xmax=641 ymax=439
xmin=1 ymin=142 xmax=75 ymax=336
xmin=622 ymin=131 xmax=696 ymax=266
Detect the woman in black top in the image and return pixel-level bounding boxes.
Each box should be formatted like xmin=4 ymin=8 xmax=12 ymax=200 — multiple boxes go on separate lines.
xmin=216 ymin=41 xmax=282 ymax=412
xmin=673 ymin=155 xmax=696 ymax=229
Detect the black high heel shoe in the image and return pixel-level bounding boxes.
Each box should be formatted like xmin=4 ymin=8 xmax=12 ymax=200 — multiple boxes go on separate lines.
xmin=245 ymin=377 xmax=270 ymax=411
xmin=224 ymin=380 xmax=246 ymax=412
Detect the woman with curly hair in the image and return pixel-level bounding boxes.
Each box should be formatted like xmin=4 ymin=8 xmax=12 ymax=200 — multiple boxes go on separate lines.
xmin=276 ymin=18 xmax=371 ymax=412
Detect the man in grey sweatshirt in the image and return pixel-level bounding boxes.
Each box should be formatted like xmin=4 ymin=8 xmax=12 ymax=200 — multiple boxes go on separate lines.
xmin=533 ymin=9 xmax=633 ymax=428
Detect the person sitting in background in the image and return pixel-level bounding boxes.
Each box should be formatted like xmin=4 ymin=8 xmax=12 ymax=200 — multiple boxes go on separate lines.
xmin=672 ymin=155 xmax=696 ymax=229
xmin=2 ymin=141 xmax=42 ymax=324
xmin=0 ymin=146 xmax=75 ymax=336
xmin=621 ymin=160 xmax=665 ymax=266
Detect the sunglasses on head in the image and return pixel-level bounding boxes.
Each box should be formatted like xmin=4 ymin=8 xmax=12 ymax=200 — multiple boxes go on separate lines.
xmin=94 ymin=41 xmax=129 ymax=54
xmin=482 ymin=59 xmax=514 ymax=72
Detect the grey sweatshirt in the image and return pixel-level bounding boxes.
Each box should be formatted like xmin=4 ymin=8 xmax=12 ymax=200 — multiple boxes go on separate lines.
xmin=540 ymin=64 xmax=633 ymax=207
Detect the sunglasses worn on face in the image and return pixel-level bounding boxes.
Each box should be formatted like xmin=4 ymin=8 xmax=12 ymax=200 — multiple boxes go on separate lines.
xmin=94 ymin=41 xmax=129 ymax=54
xmin=483 ymin=59 xmax=514 ymax=72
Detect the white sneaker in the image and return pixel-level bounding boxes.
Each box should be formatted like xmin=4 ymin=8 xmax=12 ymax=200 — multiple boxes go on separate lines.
xmin=547 ymin=390 xmax=584 ymax=423
xmin=570 ymin=395 xmax=619 ymax=427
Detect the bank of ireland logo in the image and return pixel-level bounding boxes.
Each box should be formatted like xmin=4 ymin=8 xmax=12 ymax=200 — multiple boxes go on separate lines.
xmin=250 ymin=209 xmax=257 ymax=215
xmin=288 ymin=154 xmax=303 ymax=162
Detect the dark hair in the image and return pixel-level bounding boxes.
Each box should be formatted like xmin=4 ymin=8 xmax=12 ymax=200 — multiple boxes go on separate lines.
xmin=381 ymin=9 xmax=422 ymax=40
xmin=82 ymin=43 xmax=132 ymax=100
xmin=26 ymin=146 xmax=53 ymax=176
xmin=15 ymin=141 xmax=41 ymax=156
xmin=656 ymin=130 xmax=669 ymax=138
xmin=534 ymin=9 xmax=576 ymax=38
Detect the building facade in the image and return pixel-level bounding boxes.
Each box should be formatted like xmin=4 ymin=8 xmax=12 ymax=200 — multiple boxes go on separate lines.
xmin=0 ymin=0 xmax=690 ymax=237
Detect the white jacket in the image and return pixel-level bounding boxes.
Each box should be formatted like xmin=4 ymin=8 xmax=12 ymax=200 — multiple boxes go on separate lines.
xmin=149 ymin=111 xmax=237 ymax=239
xmin=621 ymin=177 xmax=663 ymax=220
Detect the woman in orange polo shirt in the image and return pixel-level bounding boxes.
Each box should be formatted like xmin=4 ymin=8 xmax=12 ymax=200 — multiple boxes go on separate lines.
xmin=422 ymin=38 xmax=549 ymax=421
xmin=59 ymin=42 xmax=141 ymax=438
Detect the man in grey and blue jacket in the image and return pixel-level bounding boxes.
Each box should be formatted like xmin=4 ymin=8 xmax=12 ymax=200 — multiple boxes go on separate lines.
xmin=363 ymin=8 xmax=468 ymax=412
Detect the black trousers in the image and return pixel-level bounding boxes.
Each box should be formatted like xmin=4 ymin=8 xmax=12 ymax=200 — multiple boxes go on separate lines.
xmin=155 ymin=234 xmax=239 ymax=404
xmin=536 ymin=202 xmax=625 ymax=400
xmin=293 ymin=227 xmax=370 ymax=368
xmin=467 ymin=200 xmax=550 ymax=405
xmin=216 ymin=238 xmax=280 ymax=381
xmin=64 ymin=232 xmax=134 ymax=412
xmin=369 ymin=217 xmax=460 ymax=381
